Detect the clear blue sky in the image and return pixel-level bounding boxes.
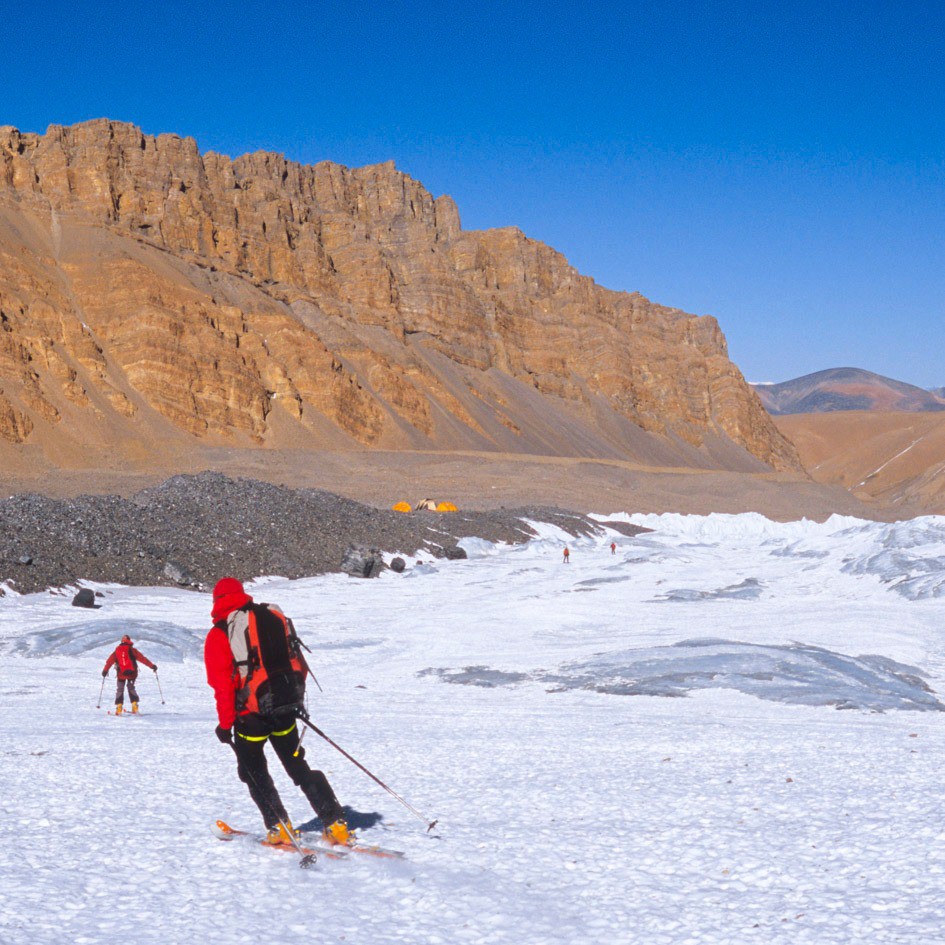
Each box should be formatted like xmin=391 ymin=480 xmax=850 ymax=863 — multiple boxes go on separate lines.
xmin=5 ymin=0 xmax=944 ymax=386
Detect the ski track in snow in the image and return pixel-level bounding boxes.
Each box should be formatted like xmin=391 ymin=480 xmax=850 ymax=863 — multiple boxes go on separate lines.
xmin=2 ymin=512 xmax=945 ymax=943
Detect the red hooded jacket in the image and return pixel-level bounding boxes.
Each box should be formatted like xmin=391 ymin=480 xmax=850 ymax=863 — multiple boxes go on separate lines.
xmin=204 ymin=578 xmax=253 ymax=729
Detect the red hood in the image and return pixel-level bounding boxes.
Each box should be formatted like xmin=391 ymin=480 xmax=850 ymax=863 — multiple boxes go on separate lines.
xmin=212 ymin=590 xmax=252 ymax=622
xmin=211 ymin=578 xmax=253 ymax=623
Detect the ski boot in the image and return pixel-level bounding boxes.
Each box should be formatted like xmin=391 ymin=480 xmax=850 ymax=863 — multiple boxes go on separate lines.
xmin=263 ymin=819 xmax=299 ymax=846
xmin=322 ymin=818 xmax=354 ymax=846
xmin=115 ymin=704 xmax=123 ymax=715
xmin=131 ymin=702 xmax=139 ymax=714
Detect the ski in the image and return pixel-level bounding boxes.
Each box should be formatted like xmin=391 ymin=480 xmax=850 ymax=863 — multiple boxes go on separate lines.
xmin=333 ymin=839 xmax=405 ymax=860
xmin=212 ymin=820 xmax=346 ymax=859
xmin=299 ymin=826 xmax=405 ymax=860
xmin=212 ymin=820 xmax=404 ymax=859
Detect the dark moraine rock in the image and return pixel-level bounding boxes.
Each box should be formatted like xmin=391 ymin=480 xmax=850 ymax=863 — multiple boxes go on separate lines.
xmin=340 ymin=546 xmax=386 ymax=579
xmin=71 ymin=588 xmax=100 ymax=609
xmin=0 ymin=472 xmax=650 ymax=592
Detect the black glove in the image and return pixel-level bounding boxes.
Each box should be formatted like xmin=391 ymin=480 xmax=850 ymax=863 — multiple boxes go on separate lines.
xmin=215 ymin=725 xmax=232 ymax=744
xmin=152 ymin=665 xmax=158 ymax=672
xmin=101 ymin=669 xmax=108 ymax=677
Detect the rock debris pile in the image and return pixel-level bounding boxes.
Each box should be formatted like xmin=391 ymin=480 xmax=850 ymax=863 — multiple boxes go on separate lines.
xmin=0 ymin=472 xmax=644 ymax=594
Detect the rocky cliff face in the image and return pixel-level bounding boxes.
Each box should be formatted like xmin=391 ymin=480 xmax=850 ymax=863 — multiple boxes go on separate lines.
xmin=0 ymin=119 xmax=801 ymax=472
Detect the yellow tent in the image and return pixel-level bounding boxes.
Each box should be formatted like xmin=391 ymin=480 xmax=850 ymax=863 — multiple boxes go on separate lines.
xmin=436 ymin=501 xmax=458 ymax=512
xmin=392 ymin=501 xmax=412 ymax=513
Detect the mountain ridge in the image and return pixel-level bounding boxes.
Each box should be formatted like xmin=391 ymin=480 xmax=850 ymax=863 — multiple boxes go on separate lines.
xmin=752 ymin=368 xmax=945 ymax=415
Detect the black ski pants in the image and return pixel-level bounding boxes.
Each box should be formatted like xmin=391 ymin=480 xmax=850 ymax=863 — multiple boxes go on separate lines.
xmin=232 ymin=713 xmax=344 ymax=830
xmin=115 ymin=677 xmax=139 ymax=705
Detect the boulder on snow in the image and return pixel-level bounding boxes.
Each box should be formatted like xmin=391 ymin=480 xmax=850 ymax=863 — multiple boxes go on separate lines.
xmin=340 ymin=546 xmax=386 ymax=579
xmin=71 ymin=588 xmax=101 ymax=609
xmin=163 ymin=560 xmax=197 ymax=586
xmin=444 ymin=546 xmax=467 ymax=560
xmin=390 ymin=556 xmax=406 ymax=573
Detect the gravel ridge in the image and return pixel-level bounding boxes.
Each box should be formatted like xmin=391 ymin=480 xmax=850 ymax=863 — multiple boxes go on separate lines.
xmin=0 ymin=471 xmax=645 ymax=594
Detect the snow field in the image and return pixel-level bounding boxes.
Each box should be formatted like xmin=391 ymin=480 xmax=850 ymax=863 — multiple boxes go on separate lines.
xmin=2 ymin=512 xmax=945 ymax=943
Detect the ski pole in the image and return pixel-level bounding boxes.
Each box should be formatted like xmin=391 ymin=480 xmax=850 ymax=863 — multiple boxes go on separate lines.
xmin=306 ymin=666 xmax=323 ymax=693
xmin=296 ymin=711 xmax=438 ymax=832
xmin=293 ymin=721 xmax=306 ymax=758
xmin=153 ymin=670 xmax=165 ymax=705
xmin=228 ymin=741 xmax=316 ymax=869
xmin=96 ymin=675 xmax=106 ymax=709
xmin=294 ymin=636 xmax=323 ymax=693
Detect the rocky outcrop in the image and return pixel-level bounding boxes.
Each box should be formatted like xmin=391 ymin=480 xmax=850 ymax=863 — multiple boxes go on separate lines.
xmin=0 ymin=119 xmax=801 ymax=472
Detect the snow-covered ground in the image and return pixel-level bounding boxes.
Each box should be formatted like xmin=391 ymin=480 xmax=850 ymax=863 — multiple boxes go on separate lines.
xmin=3 ymin=512 xmax=945 ymax=944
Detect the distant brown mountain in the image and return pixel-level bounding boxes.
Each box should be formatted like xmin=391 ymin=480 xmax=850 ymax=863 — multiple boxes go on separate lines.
xmin=776 ymin=411 xmax=945 ymax=516
xmin=0 ymin=119 xmax=801 ymax=480
xmin=752 ymin=368 xmax=945 ymax=415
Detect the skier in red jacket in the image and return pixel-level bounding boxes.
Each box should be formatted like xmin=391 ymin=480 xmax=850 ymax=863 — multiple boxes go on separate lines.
xmin=204 ymin=577 xmax=351 ymax=847
xmin=102 ymin=635 xmax=157 ymax=714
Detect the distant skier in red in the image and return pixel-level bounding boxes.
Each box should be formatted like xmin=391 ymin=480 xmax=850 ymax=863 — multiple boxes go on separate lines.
xmin=204 ymin=577 xmax=352 ymax=848
xmin=610 ymin=542 xmax=616 ymax=555
xmin=563 ymin=546 xmax=570 ymax=564
xmin=102 ymin=635 xmax=157 ymax=714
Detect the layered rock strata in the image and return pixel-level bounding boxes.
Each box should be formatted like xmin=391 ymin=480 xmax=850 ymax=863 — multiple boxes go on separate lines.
xmin=0 ymin=119 xmax=801 ymax=473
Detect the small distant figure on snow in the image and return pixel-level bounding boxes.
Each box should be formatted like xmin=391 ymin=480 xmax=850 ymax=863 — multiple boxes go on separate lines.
xmin=102 ymin=635 xmax=157 ymax=714
xmin=563 ymin=546 xmax=570 ymax=564
xmin=610 ymin=542 xmax=616 ymax=555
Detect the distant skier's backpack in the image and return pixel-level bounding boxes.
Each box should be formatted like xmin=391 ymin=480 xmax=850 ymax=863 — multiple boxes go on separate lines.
xmin=229 ymin=603 xmax=307 ymax=720
xmin=115 ymin=643 xmax=137 ymax=675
